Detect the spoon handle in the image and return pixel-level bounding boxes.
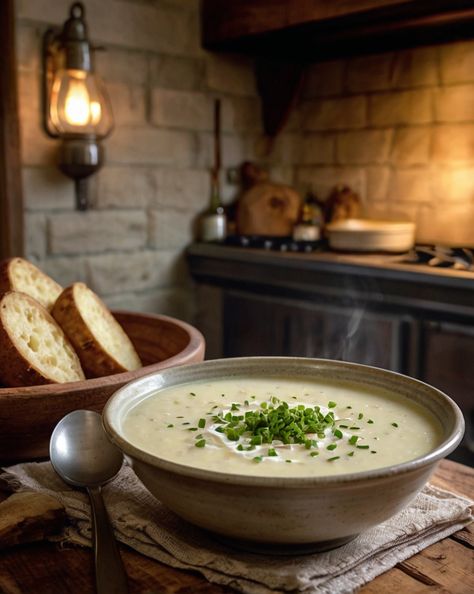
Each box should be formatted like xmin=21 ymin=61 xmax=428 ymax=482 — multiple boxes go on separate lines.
xmin=88 ymin=486 xmax=129 ymax=594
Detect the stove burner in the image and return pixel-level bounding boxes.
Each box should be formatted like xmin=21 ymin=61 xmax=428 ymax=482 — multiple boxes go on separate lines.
xmin=224 ymin=235 xmax=325 ymax=253
xmin=404 ymin=246 xmax=474 ymax=271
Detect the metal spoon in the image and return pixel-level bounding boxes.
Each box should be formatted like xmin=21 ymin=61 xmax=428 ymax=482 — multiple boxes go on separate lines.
xmin=50 ymin=409 xmax=128 ymax=594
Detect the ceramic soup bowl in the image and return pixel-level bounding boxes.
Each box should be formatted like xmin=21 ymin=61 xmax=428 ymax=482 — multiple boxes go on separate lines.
xmin=103 ymin=357 xmax=464 ymax=552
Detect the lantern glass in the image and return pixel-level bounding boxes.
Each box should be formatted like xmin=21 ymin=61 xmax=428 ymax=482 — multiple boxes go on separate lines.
xmin=49 ymin=68 xmax=113 ymax=137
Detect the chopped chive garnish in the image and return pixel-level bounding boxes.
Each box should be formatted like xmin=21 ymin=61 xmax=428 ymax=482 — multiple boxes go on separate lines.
xmin=371 ymin=450 xmax=377 ymax=454
xmin=333 ymin=429 xmax=343 ymax=439
xmin=231 ymin=403 xmax=240 ymax=411
xmin=326 ymin=443 xmax=337 ymax=451
xmin=285 ymin=459 xmax=292 ymax=463
xmin=391 ymin=422 xmax=399 ymax=428
xmin=268 ymin=448 xmax=277 ymax=456
xmin=189 ymin=392 xmax=196 ymax=396
xmin=198 ymin=418 xmax=206 ymax=429
xmin=347 ymin=451 xmax=355 ymax=457
xmin=367 ymin=419 xmax=374 ymax=424
xmin=244 ymin=400 xmax=249 ymax=406
xmin=182 ymin=422 xmax=190 ymax=426
xmin=328 ymin=456 xmax=340 ymax=462
xmin=176 ymin=416 xmax=184 ymax=418
xmin=358 ymin=413 xmax=364 ymax=420
xmin=328 ymin=401 xmax=337 ymax=408
xmin=346 ymin=406 xmax=352 ymax=409
xmin=167 ymin=424 xmax=174 ymax=428
xmin=253 ymin=456 xmax=263 ymax=463
xmin=187 ymin=427 xmax=198 ymax=431
xmin=349 ymin=426 xmax=361 ymax=430
xmin=236 ymin=444 xmax=244 ymax=451
xmin=349 ymin=435 xmax=359 ymax=445
xmin=356 ymin=445 xmax=370 ymax=449
xmin=339 ymin=424 xmax=349 ymax=429
xmin=195 ymin=439 xmax=206 ymax=448
xmin=310 ymin=451 xmax=319 ymax=457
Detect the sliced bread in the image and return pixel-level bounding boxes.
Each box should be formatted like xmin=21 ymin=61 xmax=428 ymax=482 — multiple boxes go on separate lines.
xmin=52 ymin=282 xmax=142 ymax=378
xmin=0 ymin=291 xmax=85 ymax=386
xmin=0 ymin=258 xmax=62 ymax=312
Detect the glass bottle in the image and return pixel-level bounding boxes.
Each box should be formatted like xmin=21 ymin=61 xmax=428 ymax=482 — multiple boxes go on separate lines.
xmin=293 ymin=191 xmax=322 ymax=242
xmin=200 ymin=172 xmax=227 ymax=242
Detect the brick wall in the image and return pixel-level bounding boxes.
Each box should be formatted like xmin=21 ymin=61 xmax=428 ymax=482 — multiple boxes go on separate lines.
xmin=297 ymin=42 xmax=474 ymax=246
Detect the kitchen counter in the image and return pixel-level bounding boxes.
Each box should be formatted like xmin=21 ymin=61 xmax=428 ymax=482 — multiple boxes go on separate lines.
xmin=0 ymin=460 xmax=472 ymax=593
xmin=187 ymin=243 xmax=474 ymax=320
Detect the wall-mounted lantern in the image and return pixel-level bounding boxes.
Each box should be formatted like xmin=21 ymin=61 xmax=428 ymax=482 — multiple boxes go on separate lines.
xmin=42 ymin=2 xmax=113 ymax=210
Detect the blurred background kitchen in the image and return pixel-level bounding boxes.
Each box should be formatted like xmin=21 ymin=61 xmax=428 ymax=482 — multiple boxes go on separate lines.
xmin=1 ymin=0 xmax=473 ymax=464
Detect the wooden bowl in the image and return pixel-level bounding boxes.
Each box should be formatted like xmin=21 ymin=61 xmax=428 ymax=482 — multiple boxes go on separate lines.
xmin=0 ymin=311 xmax=205 ymax=463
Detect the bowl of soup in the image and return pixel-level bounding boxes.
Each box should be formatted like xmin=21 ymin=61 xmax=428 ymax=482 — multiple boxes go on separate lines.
xmin=103 ymin=357 xmax=464 ymax=552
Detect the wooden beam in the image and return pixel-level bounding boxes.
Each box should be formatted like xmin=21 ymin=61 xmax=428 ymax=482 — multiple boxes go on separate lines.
xmin=0 ymin=0 xmax=24 ymax=258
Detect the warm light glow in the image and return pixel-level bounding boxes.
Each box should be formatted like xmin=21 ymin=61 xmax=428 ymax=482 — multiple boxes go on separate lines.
xmin=90 ymin=101 xmax=102 ymax=125
xmin=64 ymin=79 xmax=91 ymax=126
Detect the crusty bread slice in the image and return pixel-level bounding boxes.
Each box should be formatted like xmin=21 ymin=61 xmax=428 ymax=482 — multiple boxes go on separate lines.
xmin=0 ymin=258 xmax=62 ymax=312
xmin=0 ymin=291 xmax=85 ymax=386
xmin=52 ymin=283 xmax=142 ymax=378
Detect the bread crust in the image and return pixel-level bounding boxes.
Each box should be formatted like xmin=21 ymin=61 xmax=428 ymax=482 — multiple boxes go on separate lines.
xmin=52 ymin=283 xmax=142 ymax=378
xmin=0 ymin=258 xmax=62 ymax=312
xmin=0 ymin=292 xmax=85 ymax=387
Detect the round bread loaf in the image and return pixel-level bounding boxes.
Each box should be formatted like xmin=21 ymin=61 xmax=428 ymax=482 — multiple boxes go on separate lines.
xmin=0 ymin=258 xmax=62 ymax=312
xmin=52 ymin=282 xmax=142 ymax=378
xmin=0 ymin=291 xmax=85 ymax=386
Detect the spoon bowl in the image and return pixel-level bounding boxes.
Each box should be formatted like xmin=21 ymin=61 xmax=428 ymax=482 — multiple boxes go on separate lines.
xmin=50 ymin=410 xmax=128 ymax=594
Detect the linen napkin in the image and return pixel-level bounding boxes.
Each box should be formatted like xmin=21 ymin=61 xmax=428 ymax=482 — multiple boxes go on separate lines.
xmin=1 ymin=461 xmax=472 ymax=594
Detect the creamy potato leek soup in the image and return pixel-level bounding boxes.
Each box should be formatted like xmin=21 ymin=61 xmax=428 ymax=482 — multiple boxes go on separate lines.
xmin=122 ymin=377 xmax=443 ymax=477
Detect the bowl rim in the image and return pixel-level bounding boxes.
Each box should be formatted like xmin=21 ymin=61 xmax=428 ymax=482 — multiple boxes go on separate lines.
xmin=103 ymin=356 xmax=465 ymax=487
xmin=0 ymin=310 xmax=205 ymax=397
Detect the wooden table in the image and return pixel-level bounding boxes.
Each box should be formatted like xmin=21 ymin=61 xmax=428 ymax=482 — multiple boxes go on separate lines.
xmin=0 ymin=459 xmax=472 ymax=594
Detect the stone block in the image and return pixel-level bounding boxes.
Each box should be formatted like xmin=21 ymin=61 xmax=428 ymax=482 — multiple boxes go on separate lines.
xmin=391 ymin=47 xmax=438 ymax=89
xmin=432 ymin=167 xmax=474 ymax=203
xmin=195 ymin=133 xmax=256 ymax=168
xmin=434 ymin=85 xmax=474 ymax=123
xmin=369 ymin=90 xmax=432 ymax=126
xmin=440 ymin=40 xmax=474 ymax=84
xmin=151 ymin=89 xmax=212 ymax=130
xmin=108 ymin=127 xmax=195 ymax=166
xmin=416 ymin=202 xmax=474 ymax=246
xmin=206 ymin=54 xmax=256 ymax=96
xmin=432 ymin=124 xmax=474 ymax=162
xmin=346 ymin=53 xmax=394 ymax=92
xmin=16 ymin=23 xmax=41 ymax=71
xmin=104 ymin=287 xmax=194 ymax=321
xmin=267 ymin=166 xmax=295 ymax=186
xmin=366 ymin=167 xmax=391 ymax=201
xmin=96 ymin=47 xmax=148 ymax=86
xmin=95 ymin=166 xmax=154 ymax=209
xmin=390 ymin=128 xmax=431 ymax=165
xmin=388 ymin=169 xmax=431 ymax=203
xmin=302 ymin=60 xmax=344 ymax=98
xmin=49 ymin=211 xmax=147 ymax=254
xmin=221 ymin=97 xmax=262 ymax=134
xmin=337 ymin=130 xmax=393 ymax=165
xmin=106 ymin=82 xmax=146 ymax=126
xmin=149 ymin=55 xmax=204 ymax=91
xmin=23 ymin=167 xmax=75 ymax=211
xmin=149 ymin=209 xmax=194 ymax=250
xmin=296 ymin=166 xmax=366 ymax=200
xmin=301 ymin=134 xmax=335 ymax=165
xmin=42 ymin=256 xmax=88 ymax=287
xmin=19 ymin=0 xmax=197 ymax=55
xmin=151 ymin=168 xmax=209 ymax=212
xmin=302 ymin=96 xmax=366 ymax=131
xmin=86 ymin=250 xmax=187 ymax=296
xmin=261 ymin=133 xmax=301 ymax=166
xmin=24 ymin=213 xmax=47 ymax=260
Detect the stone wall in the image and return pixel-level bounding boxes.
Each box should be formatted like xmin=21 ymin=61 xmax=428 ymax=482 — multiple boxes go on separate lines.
xmin=16 ymin=0 xmax=294 ymax=319
xmin=15 ymin=1 xmax=474 ymax=325
xmin=297 ymin=42 xmax=474 ymax=245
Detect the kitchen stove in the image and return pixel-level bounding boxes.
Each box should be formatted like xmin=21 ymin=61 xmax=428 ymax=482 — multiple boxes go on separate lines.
xmin=402 ymin=246 xmax=474 ymax=271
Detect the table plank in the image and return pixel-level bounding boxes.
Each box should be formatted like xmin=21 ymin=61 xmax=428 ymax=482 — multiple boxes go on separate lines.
xmin=0 ymin=460 xmax=472 ymax=594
